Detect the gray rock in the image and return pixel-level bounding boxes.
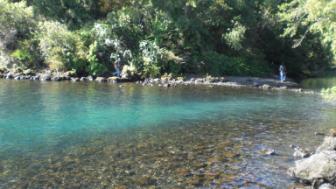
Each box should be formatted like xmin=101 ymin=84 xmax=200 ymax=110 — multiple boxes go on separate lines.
xmin=40 ymin=74 xmax=51 ymax=81
xmin=31 ymin=75 xmax=40 ymax=80
xmin=163 ymin=83 xmax=171 ymax=88
xmin=6 ymin=72 xmax=14 ymax=79
xmin=153 ymin=78 xmax=161 ymax=84
xmin=14 ymin=76 xmax=21 ymax=80
xmin=316 ymin=137 xmax=336 ymax=153
xmin=195 ymin=78 xmax=204 ymax=84
xmin=261 ymin=84 xmax=272 ymax=90
xmin=288 ymin=150 xmax=336 ymax=184
xmin=51 ymin=76 xmax=63 ymax=81
xmin=107 ymin=77 xmax=118 ymax=83
xmin=319 ymin=183 xmax=336 ymax=189
xmin=23 ymin=69 xmax=35 ymax=76
xmin=96 ymin=77 xmax=107 ymax=82
xmin=87 ymin=76 xmax=94 ymax=81
xmin=293 ymin=147 xmax=310 ymax=159
xmin=71 ymin=77 xmax=80 ymax=82
xmin=80 ymin=77 xmax=88 ymax=82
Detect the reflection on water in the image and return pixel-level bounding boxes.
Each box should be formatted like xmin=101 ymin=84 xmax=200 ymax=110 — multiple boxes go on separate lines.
xmin=301 ymin=77 xmax=336 ymax=90
xmin=0 ymin=80 xmax=335 ymax=188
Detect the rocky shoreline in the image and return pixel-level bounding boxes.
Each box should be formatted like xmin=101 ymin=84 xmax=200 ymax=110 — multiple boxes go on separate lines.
xmin=0 ymin=68 xmax=315 ymax=94
xmin=289 ymin=129 xmax=336 ymax=189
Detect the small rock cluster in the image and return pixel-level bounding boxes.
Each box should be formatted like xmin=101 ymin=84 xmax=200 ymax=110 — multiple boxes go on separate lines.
xmin=0 ymin=68 xmax=131 ymax=83
xmin=288 ymin=129 xmax=336 ymax=188
xmin=139 ymin=76 xmax=313 ymax=93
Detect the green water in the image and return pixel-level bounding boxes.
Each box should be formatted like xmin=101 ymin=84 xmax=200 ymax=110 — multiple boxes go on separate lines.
xmin=0 ymin=80 xmax=335 ymax=188
xmin=301 ymin=76 xmax=336 ymax=90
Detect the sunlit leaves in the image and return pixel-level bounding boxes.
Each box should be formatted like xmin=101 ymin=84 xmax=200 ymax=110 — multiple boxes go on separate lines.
xmin=223 ymin=21 xmax=246 ymax=50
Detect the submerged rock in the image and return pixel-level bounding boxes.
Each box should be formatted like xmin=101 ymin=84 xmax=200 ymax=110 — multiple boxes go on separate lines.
xmin=259 ymin=148 xmax=276 ymax=156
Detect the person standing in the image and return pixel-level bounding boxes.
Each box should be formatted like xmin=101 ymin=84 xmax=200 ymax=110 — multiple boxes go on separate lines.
xmin=279 ymin=64 xmax=286 ymax=82
xmin=113 ymin=55 xmax=121 ymax=77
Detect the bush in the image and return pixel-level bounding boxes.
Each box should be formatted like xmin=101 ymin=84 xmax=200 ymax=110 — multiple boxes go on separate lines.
xmin=322 ymin=87 xmax=336 ymax=101
xmin=0 ymin=0 xmax=35 ymax=49
xmin=201 ymin=51 xmax=271 ymax=77
xmin=37 ymin=21 xmax=87 ymax=72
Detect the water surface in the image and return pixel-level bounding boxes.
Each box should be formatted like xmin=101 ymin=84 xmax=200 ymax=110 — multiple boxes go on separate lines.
xmin=0 ymin=80 xmax=335 ymax=188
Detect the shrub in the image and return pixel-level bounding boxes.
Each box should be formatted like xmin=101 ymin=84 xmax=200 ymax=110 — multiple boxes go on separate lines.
xmin=37 ymin=21 xmax=86 ymax=72
xmin=322 ymin=87 xmax=336 ymax=101
xmin=201 ymin=51 xmax=271 ymax=77
xmin=0 ymin=0 xmax=35 ymax=49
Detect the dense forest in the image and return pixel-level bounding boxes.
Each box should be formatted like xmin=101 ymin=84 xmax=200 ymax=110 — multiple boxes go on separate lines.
xmin=0 ymin=0 xmax=335 ymax=79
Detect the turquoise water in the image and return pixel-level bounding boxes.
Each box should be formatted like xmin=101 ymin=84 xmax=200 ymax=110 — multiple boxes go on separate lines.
xmin=0 ymin=80 xmax=335 ymax=188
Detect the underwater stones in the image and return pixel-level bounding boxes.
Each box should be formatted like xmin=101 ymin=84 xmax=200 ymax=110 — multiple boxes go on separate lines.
xmin=176 ymin=168 xmax=190 ymax=176
xmin=259 ymin=148 xmax=276 ymax=156
xmin=135 ymin=176 xmax=157 ymax=186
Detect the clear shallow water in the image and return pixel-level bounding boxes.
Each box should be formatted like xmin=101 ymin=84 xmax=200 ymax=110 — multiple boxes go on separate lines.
xmin=0 ymin=80 xmax=335 ymax=188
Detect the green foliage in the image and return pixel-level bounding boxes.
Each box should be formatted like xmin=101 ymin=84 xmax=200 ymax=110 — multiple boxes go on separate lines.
xmin=278 ymin=0 xmax=336 ymax=64
xmin=223 ymin=21 xmax=246 ymax=51
xmin=0 ymin=0 xmax=35 ymax=46
xmin=37 ymin=21 xmax=86 ymax=71
xmin=0 ymin=0 xmax=335 ymax=79
xmin=321 ymin=86 xmax=336 ymax=101
xmin=201 ymin=51 xmax=270 ymax=76
xmin=86 ymin=41 xmax=108 ymax=76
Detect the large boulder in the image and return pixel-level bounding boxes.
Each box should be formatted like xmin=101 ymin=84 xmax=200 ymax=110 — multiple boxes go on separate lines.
xmin=288 ymin=150 xmax=336 ymax=185
xmin=319 ymin=183 xmax=336 ymax=189
xmin=316 ymin=137 xmax=336 ymax=153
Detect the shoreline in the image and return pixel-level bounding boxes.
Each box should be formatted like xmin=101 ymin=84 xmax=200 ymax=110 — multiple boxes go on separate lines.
xmin=0 ymin=70 xmax=316 ymax=94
